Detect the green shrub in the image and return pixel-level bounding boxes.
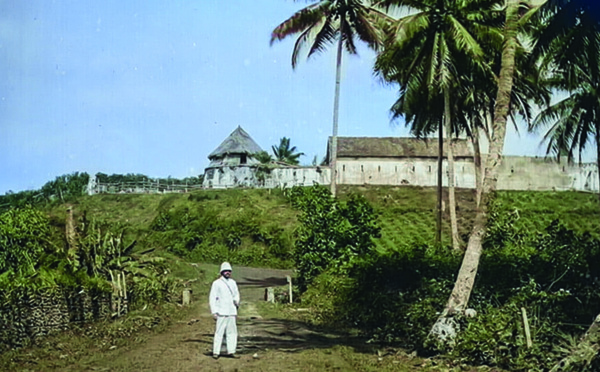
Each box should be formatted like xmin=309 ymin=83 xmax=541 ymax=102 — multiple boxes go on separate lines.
xmin=0 ymin=207 xmax=53 ymax=276
xmin=289 ymin=185 xmax=381 ymax=291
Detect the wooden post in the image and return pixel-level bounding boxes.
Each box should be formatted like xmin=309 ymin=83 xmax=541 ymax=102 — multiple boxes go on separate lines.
xmin=116 ymin=271 xmax=122 ymax=317
xmin=109 ymin=270 xmax=117 ymax=315
xmin=521 ymin=307 xmax=532 ymax=348
xmin=122 ymin=272 xmax=128 ymax=314
xmin=286 ymin=275 xmax=293 ymax=304
xmin=265 ymin=288 xmax=275 ymax=303
xmin=182 ymin=289 xmax=191 ymax=305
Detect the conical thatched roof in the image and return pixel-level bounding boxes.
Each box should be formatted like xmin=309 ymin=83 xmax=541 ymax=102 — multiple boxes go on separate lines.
xmin=208 ymin=126 xmax=263 ymax=160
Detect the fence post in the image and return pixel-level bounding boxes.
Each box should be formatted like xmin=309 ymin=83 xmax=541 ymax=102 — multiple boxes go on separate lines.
xmin=286 ymin=275 xmax=293 ymax=304
xmin=182 ymin=288 xmax=191 ymax=305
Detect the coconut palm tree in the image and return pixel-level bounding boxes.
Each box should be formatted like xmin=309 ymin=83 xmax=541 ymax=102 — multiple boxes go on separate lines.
xmin=270 ymin=0 xmax=390 ymax=196
xmin=272 ymin=137 xmax=305 ymax=165
xmin=530 ymin=1 xmax=600 ymax=201
xmin=375 ymin=0 xmax=503 ymax=250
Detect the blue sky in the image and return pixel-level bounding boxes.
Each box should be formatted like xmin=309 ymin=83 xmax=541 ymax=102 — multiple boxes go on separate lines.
xmin=0 ymin=0 xmax=588 ymax=194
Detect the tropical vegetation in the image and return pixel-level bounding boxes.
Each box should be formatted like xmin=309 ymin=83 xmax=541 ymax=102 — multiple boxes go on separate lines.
xmin=271 ymin=137 xmax=305 ymax=165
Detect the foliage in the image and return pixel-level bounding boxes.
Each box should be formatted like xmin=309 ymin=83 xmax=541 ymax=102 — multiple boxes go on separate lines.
xmin=270 ymin=0 xmax=387 ymax=68
xmin=271 ymin=137 xmax=304 ymax=165
xmin=252 ymin=150 xmax=273 ymax=164
xmin=0 ymin=207 xmax=54 ymax=277
xmin=288 ymin=185 xmax=381 ymax=291
xmin=148 ymin=200 xmax=294 ymax=269
xmin=71 ymin=215 xmax=176 ymax=306
xmin=299 ymin=194 xmax=600 ymax=371
xmin=0 ymin=172 xmax=90 ymax=212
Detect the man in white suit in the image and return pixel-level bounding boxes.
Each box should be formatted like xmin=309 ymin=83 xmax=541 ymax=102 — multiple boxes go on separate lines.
xmin=209 ymin=262 xmax=240 ymax=359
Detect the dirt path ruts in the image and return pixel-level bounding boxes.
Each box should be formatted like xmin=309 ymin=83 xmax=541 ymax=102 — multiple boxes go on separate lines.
xmin=58 ymin=265 xmax=350 ymax=372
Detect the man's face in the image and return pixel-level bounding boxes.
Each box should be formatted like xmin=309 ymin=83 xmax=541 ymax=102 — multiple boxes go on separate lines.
xmin=222 ymin=270 xmax=232 ymax=279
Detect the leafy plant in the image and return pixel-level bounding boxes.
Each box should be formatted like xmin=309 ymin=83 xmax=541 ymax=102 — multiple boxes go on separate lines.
xmin=289 ymin=185 xmax=381 ymax=291
xmin=0 ymin=207 xmax=54 ymax=276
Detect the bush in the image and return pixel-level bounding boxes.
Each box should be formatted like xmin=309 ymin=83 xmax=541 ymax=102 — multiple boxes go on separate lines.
xmin=148 ymin=202 xmax=294 ymax=268
xmin=288 ymin=185 xmax=381 ymax=291
xmin=298 ymin=196 xmax=600 ymax=371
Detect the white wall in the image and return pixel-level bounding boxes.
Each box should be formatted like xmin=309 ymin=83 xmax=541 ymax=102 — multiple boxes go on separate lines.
xmin=203 ymin=165 xmax=330 ymax=189
xmin=202 ymin=156 xmax=598 ymax=193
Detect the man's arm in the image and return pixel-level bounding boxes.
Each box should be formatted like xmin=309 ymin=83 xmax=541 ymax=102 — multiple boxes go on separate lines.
xmin=209 ymin=281 xmax=219 ymax=316
xmin=232 ymin=280 xmax=240 ymax=308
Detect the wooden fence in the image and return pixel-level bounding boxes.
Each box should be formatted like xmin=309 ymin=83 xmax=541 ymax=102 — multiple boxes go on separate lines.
xmin=89 ymin=181 xmax=204 ymax=195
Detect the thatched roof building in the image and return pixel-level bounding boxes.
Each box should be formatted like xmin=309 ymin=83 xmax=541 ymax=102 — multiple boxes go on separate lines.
xmin=207 ymin=126 xmax=263 ymax=167
xmin=326 ymin=137 xmax=473 ymax=163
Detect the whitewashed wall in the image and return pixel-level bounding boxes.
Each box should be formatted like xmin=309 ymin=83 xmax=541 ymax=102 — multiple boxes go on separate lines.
xmin=203 ymin=165 xmax=330 ymax=189
xmin=202 ymin=156 xmax=598 ymax=193
xmin=336 ymin=157 xmax=476 ymax=188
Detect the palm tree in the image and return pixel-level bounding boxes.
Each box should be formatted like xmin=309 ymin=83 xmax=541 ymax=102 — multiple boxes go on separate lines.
xmin=427 ymin=0 xmax=565 ymax=346
xmin=270 ymin=0 xmax=389 ymax=196
xmin=531 ymin=57 xmax=600 ymax=196
xmin=375 ymin=0 xmax=503 ymax=250
xmin=272 ymin=137 xmax=305 ymax=165
xmin=531 ymin=2 xmax=600 ymax=201
xmin=252 ymin=150 xmax=274 ymax=164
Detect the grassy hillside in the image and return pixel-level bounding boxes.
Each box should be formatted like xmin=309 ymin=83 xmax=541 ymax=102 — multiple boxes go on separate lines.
xmin=45 ymin=186 xmax=600 ymax=264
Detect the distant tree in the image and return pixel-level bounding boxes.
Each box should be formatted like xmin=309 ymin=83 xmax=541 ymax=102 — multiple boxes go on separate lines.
xmin=272 ymin=137 xmax=305 ymax=165
xmin=253 ymin=151 xmax=274 ymax=164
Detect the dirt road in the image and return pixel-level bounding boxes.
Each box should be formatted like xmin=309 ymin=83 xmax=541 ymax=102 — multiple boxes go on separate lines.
xmin=48 ymin=265 xmax=451 ymax=372
xmin=54 ymin=265 xmax=362 ymax=371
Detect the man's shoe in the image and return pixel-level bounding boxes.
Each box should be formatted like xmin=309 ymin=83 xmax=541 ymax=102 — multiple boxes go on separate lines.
xmin=227 ymin=354 xmax=240 ymax=359
xmin=212 ymin=354 xmax=220 ymax=360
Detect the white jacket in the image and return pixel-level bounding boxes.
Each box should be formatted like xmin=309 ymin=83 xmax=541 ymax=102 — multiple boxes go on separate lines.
xmin=209 ymin=277 xmax=240 ymax=316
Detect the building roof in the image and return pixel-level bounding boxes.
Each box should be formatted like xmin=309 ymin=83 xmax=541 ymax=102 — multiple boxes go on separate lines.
xmin=208 ymin=126 xmax=263 ymax=160
xmin=326 ymin=137 xmax=473 ymax=162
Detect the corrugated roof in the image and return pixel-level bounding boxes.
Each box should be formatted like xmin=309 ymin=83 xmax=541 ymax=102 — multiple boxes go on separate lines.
xmin=208 ymin=126 xmax=263 ymax=159
xmin=327 ymin=137 xmax=473 ymax=161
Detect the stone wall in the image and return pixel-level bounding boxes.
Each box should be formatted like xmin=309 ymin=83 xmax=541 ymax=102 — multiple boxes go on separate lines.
xmin=202 ymin=156 xmax=598 ymax=193
xmin=203 ymin=165 xmax=330 ymax=189
xmin=0 ymin=288 xmax=111 ymax=352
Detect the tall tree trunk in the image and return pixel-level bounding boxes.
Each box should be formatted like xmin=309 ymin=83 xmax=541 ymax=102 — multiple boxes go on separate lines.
xmin=445 ymin=88 xmax=460 ymax=250
xmin=472 ymin=123 xmax=483 ymax=208
xmin=437 ymin=117 xmax=443 ymax=245
xmin=330 ymin=34 xmax=343 ymax=198
xmin=66 ymin=205 xmax=78 ymax=262
xmin=596 ymin=132 xmax=599 ymax=202
xmin=550 ymin=312 xmax=600 ymax=371
xmin=428 ymin=0 xmax=520 ymax=346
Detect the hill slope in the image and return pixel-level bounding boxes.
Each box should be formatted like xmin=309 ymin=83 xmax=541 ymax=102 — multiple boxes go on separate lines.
xmin=45 ymin=186 xmax=600 ymax=264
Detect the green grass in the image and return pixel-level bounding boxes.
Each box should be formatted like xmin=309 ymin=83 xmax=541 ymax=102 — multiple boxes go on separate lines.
xmin=45 ymin=186 xmax=600 ymax=260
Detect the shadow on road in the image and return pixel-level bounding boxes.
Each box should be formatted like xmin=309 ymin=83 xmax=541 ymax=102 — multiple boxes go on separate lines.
xmin=237 ymin=276 xmax=289 ymax=287
xmin=235 ymin=318 xmax=370 ymax=355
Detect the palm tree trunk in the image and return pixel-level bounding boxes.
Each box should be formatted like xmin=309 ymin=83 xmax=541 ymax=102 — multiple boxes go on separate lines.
xmin=445 ymin=88 xmax=460 ymax=250
xmin=428 ymin=0 xmax=520 ymax=345
xmin=330 ymin=34 xmax=343 ymax=198
xmin=596 ymin=132 xmax=599 ymax=202
xmin=472 ymin=123 xmax=483 ymax=208
xmin=437 ymin=117 xmax=443 ymax=245
xmin=550 ymin=312 xmax=600 ymax=371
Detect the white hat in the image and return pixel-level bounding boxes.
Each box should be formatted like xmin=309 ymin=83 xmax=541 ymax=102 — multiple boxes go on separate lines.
xmin=220 ymin=262 xmax=232 ymax=273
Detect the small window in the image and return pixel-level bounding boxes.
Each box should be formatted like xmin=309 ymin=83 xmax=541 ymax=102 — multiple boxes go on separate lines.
xmin=378 ymin=166 xmax=381 ymax=172
xmin=240 ymin=154 xmax=247 ymax=164
xmin=428 ymin=166 xmax=431 ymax=172
xmin=343 ymin=165 xmax=346 ymax=172
xmin=361 ymin=165 xmax=364 ymax=172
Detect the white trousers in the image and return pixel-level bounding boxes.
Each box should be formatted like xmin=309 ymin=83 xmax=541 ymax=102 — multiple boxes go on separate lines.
xmin=213 ymin=315 xmax=237 ymax=355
